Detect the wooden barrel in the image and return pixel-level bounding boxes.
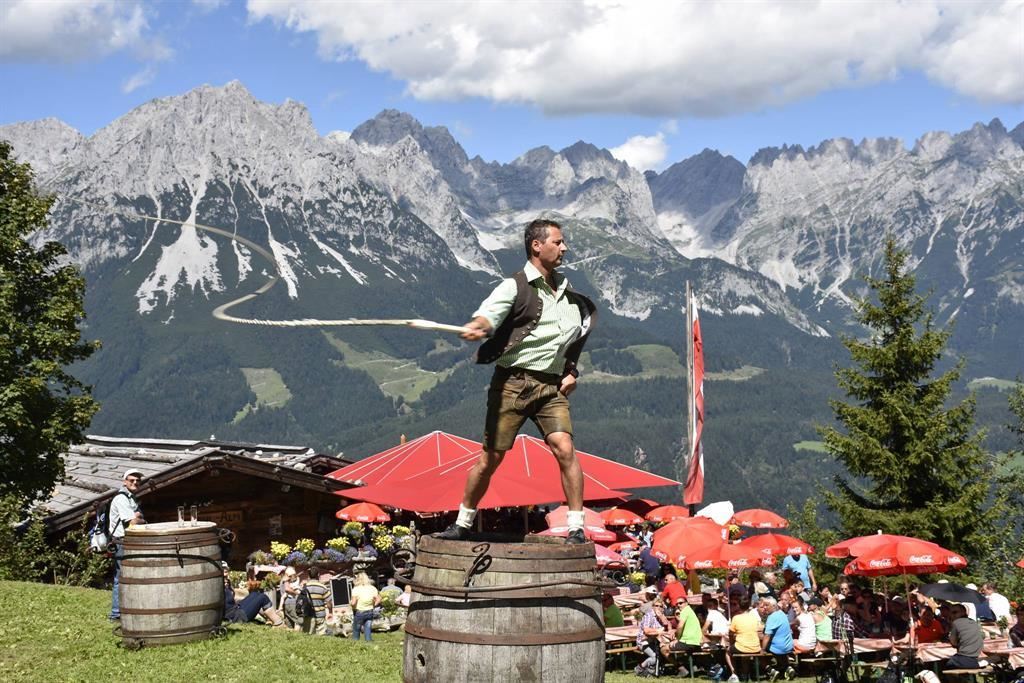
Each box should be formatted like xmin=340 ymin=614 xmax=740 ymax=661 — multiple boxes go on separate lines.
xmin=119 ymin=521 xmax=223 ymax=647
xmin=403 ymin=534 xmax=605 ymax=683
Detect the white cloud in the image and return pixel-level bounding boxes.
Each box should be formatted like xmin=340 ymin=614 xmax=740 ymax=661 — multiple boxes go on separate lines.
xmin=610 ymin=133 xmax=668 ymax=171
xmin=0 ymin=0 xmax=171 ymax=63
xmin=247 ymin=0 xmax=1024 ymax=116
xmin=122 ymin=65 xmax=156 ymax=94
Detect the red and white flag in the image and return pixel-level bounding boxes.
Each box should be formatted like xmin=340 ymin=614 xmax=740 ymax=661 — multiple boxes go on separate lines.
xmin=684 ymin=306 xmax=705 ymax=505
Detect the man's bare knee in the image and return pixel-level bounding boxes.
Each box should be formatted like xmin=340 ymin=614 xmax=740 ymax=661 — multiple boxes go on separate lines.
xmin=476 ymin=449 xmax=506 ymax=474
xmin=545 ymin=433 xmax=575 ymax=461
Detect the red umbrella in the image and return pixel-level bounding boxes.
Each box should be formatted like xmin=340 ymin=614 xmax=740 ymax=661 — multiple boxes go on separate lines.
xmin=601 ymin=507 xmax=645 ymax=526
xmin=732 ymin=508 xmax=789 ymax=529
xmin=651 ymin=517 xmax=727 ymax=565
xmin=534 ymin=526 xmax=616 ymax=543
xmin=595 ymin=543 xmax=627 ymax=568
xmin=679 ymin=542 xmax=775 ymax=570
xmin=842 ymin=539 xmax=967 ymax=577
xmin=546 ymin=505 xmax=606 ymax=529
xmin=826 ymin=533 xmax=936 ymax=559
xmin=646 ymin=505 xmax=691 ymax=523
xmin=336 ymin=501 xmax=391 ymax=523
xmin=1017 ymin=558 xmax=1024 ymax=569
xmin=515 ymin=435 xmax=681 ymax=490
xmin=617 ymin=498 xmax=660 ymax=515
xmin=328 ymin=430 xmax=482 ymax=485
xmin=737 ymin=533 xmax=814 ymax=557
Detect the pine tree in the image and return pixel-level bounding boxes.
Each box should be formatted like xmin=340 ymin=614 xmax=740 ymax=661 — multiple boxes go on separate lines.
xmin=820 ymin=239 xmax=998 ymax=561
xmin=0 ymin=141 xmax=99 ymax=506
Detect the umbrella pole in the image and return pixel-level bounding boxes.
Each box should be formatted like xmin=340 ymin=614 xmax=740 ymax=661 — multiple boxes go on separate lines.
xmin=903 ymin=573 xmax=915 ymax=672
xmin=522 ymin=506 xmax=529 ymax=535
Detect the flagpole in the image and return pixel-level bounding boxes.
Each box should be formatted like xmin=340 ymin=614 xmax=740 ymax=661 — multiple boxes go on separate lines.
xmin=684 ymin=281 xmax=700 ymax=593
xmin=685 ymin=280 xmax=694 ymax=514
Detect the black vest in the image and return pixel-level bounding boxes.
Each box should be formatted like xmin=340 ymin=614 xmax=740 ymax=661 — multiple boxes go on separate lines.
xmin=475 ymin=271 xmax=597 ymax=374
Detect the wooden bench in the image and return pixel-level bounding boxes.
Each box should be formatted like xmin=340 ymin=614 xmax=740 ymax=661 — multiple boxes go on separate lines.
xmin=942 ymin=667 xmax=995 ymax=683
xmin=664 ymin=648 xmax=718 ymax=680
xmin=605 ymin=643 xmax=640 ymax=671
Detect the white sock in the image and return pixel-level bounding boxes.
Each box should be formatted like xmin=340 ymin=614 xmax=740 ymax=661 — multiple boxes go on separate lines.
xmin=456 ymin=505 xmax=476 ymax=529
xmin=566 ymin=510 xmax=585 ymax=531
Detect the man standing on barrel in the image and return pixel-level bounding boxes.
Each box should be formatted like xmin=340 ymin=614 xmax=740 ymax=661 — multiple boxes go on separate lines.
xmin=436 ymin=218 xmax=596 ymax=544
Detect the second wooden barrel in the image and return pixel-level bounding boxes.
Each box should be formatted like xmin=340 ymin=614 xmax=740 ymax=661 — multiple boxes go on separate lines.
xmin=403 ymin=534 xmax=605 ymax=683
xmin=119 ymin=521 xmax=223 ymax=647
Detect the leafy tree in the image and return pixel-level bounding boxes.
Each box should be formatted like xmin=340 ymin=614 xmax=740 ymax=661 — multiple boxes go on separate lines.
xmin=819 ymin=239 xmax=1001 ymax=563
xmin=0 ymin=142 xmax=99 ymax=506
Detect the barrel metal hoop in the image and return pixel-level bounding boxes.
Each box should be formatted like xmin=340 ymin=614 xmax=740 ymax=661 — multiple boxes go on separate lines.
xmin=122 ymin=558 xmax=210 ymax=568
xmin=416 ymin=554 xmax=597 ymax=573
xmin=411 ymin=584 xmax=599 ymax=600
xmin=120 ymin=625 xmax=222 ymax=639
xmin=405 ymin=621 xmax=604 ymax=645
xmin=420 ymin=537 xmax=594 ymax=560
xmin=119 ymin=600 xmax=223 ymax=616
xmin=120 ymin=539 xmax=218 ymax=551
xmin=120 ymin=569 xmax=222 ymax=585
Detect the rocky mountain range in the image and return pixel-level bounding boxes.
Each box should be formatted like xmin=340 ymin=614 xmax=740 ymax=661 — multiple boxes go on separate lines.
xmin=3 ymin=81 xmax=1022 ymax=508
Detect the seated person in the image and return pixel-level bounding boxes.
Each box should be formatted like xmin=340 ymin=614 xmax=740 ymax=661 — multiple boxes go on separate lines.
xmin=662 ymin=573 xmax=688 ymax=607
xmin=635 ymin=602 xmax=668 ymax=677
xmin=603 ymin=591 xmax=625 ymax=628
xmin=222 ymin=563 xmax=283 ymax=625
xmin=793 ymin=596 xmax=817 ymax=654
xmin=702 ymin=596 xmax=730 ymax=646
xmin=380 ymin=577 xmax=403 ymax=599
xmin=760 ymin=597 xmax=795 ymax=681
xmin=944 ymin=603 xmax=985 ymax=670
xmin=727 ymin=595 xmax=763 ymax=682
xmin=1009 ymin=605 xmax=1024 ymax=648
xmin=808 ymin=598 xmax=836 ymax=652
xmin=911 ymin=606 xmax=945 ymax=644
xmin=662 ymin=597 xmax=704 ymax=665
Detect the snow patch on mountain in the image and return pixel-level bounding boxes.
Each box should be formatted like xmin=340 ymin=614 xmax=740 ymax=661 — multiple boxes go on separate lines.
xmin=311 ymin=234 xmax=367 ymax=285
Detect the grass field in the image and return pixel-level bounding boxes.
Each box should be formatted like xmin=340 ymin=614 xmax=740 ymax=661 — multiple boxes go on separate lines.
xmin=3 ymin=581 xmax=668 ymax=682
xmin=233 ymin=367 xmax=293 ymax=423
xmin=793 ymin=440 xmax=828 ymax=453
xmin=323 ymin=333 xmax=451 ymax=402
xmin=585 ymin=345 xmax=765 ymax=384
xmin=968 ymin=377 xmax=1020 ymax=392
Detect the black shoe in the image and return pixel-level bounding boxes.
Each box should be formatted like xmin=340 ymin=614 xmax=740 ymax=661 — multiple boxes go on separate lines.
xmin=565 ymin=528 xmax=586 ymax=544
xmin=433 ymin=523 xmax=470 ymax=541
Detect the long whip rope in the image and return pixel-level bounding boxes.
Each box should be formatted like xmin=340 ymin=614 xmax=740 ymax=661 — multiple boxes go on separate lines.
xmin=59 ymin=196 xmax=470 ymax=335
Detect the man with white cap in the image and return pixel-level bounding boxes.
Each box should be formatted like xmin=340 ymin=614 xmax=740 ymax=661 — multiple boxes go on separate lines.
xmin=108 ymin=468 xmax=146 ymax=620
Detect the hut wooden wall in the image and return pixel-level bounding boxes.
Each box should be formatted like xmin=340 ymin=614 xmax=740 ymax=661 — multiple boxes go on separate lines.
xmin=137 ymin=467 xmax=341 ymax=566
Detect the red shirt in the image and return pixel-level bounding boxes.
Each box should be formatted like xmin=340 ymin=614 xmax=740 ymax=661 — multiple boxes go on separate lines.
xmin=663 ymin=581 xmax=688 ymax=605
xmin=915 ymin=618 xmax=945 ymax=644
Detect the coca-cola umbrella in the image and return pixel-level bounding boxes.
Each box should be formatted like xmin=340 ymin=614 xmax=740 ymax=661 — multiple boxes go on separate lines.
xmin=840 ymin=535 xmax=967 ymax=656
xmin=336 ymin=501 xmax=391 ymax=523
xmin=595 ymin=543 xmax=628 ymax=569
xmin=679 ymin=541 xmax=775 ymax=571
xmin=651 ymin=517 xmax=727 ymax=566
xmin=826 ymin=532 xmax=932 ymax=559
xmin=737 ymin=533 xmax=814 ymax=557
xmin=646 ymin=505 xmax=691 ymax=523
xmin=731 ymin=508 xmax=789 ymax=529
xmin=601 ymin=507 xmax=645 ymax=526
xmin=545 ymin=505 xmax=606 ymax=529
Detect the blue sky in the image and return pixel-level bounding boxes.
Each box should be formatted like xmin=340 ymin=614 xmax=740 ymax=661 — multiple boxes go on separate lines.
xmin=1 ymin=0 xmax=1021 ymax=170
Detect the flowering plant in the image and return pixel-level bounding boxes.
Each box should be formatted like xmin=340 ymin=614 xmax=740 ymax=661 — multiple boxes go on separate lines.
xmin=309 ymin=549 xmax=325 ymax=563
xmin=282 ymin=550 xmax=308 ymax=565
xmin=373 ymin=534 xmax=395 ymax=552
xmin=270 ymin=541 xmax=291 ymax=560
xmin=248 ymin=549 xmax=273 ymax=565
xmin=326 ymin=536 xmax=350 ymax=551
xmin=628 ymin=571 xmax=647 ymax=586
xmin=294 ymin=538 xmax=315 ymax=555
xmin=343 ymin=521 xmax=364 ymax=538
xmin=391 ymin=525 xmax=411 ymax=538
xmin=323 ymin=548 xmax=346 ymax=562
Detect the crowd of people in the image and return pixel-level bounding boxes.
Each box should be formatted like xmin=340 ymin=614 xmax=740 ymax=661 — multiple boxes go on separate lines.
xmin=610 ymin=546 xmax=1021 ymax=680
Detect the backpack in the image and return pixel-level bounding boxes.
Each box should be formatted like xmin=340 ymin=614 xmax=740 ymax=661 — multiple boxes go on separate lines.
xmin=88 ymin=493 xmax=126 ymax=552
xmin=296 ymin=587 xmax=315 ymax=619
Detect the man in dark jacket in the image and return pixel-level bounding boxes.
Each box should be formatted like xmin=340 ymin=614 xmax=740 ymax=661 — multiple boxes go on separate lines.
xmin=436 ymin=219 xmax=596 ymax=544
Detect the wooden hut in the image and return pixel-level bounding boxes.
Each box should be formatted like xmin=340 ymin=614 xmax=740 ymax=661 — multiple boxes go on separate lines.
xmin=41 ymin=435 xmax=353 ymax=567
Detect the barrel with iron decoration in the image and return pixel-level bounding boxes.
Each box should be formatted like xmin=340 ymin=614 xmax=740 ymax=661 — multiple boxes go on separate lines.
xmin=119 ymin=521 xmax=223 ymax=647
xmin=403 ymin=534 xmax=604 ymax=683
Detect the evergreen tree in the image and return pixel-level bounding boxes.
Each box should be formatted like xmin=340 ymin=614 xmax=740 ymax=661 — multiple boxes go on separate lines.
xmin=0 ymin=142 xmax=99 ymax=506
xmin=820 ymin=239 xmax=998 ymax=561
